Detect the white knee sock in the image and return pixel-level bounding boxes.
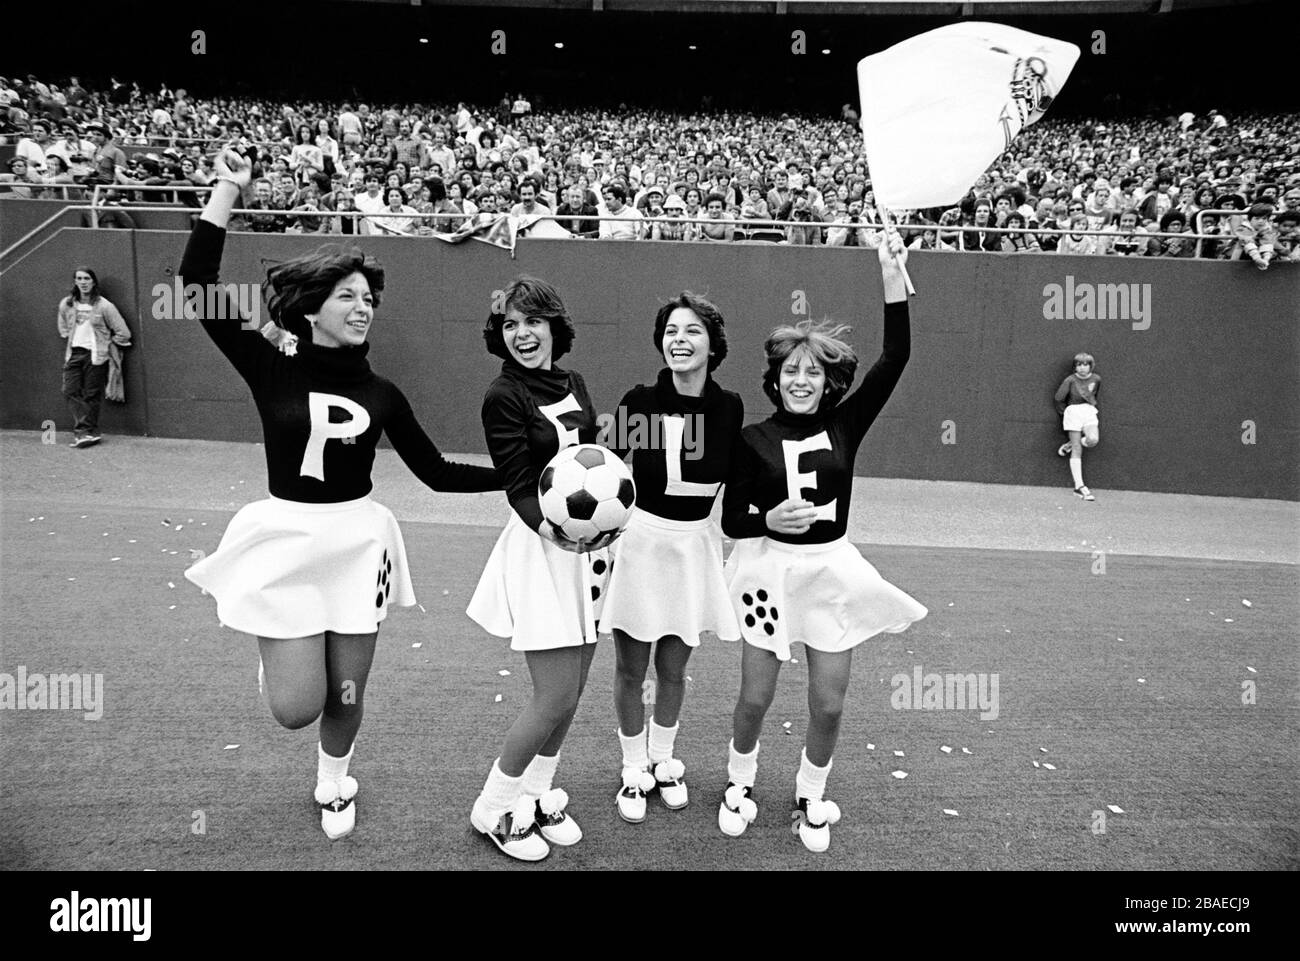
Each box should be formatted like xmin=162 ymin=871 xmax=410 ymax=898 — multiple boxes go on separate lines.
xmin=476 ymin=758 xmax=524 ymax=813
xmin=647 ymin=719 xmax=679 ymax=763
xmin=317 ymin=742 xmax=352 ymax=784
xmin=521 ymin=753 xmax=560 ymax=799
xmin=728 ymin=739 xmax=759 ymax=789
xmin=796 ymin=748 xmax=832 ymax=802
xmin=1070 ymin=457 xmax=1084 ymax=488
xmin=619 ymin=727 xmax=649 ymax=771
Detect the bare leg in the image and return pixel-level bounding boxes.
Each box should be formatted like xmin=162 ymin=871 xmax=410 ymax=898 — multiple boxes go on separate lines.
xmin=732 ymin=642 xmax=782 ymax=753
xmin=802 ymin=646 xmax=853 ymax=766
xmin=258 ymin=635 xmax=327 ymax=730
xmin=320 ymin=630 xmax=378 ymax=757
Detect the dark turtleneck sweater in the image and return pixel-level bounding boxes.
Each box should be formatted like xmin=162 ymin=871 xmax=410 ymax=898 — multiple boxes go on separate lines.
xmin=722 ymin=300 xmax=910 ymax=544
xmin=482 ymin=358 xmax=599 ymax=531
xmin=607 ymin=368 xmax=745 ymax=522
xmin=179 ymin=219 xmax=498 ymax=502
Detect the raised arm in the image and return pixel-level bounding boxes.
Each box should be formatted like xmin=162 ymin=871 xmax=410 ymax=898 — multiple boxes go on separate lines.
xmin=385 ymin=391 xmax=501 ymax=493
xmin=837 ymin=227 xmax=912 ymax=441
xmin=178 ymin=147 xmax=270 ymax=385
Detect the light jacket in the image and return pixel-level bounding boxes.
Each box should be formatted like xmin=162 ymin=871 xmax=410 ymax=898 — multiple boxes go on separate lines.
xmin=57 ymin=296 xmax=132 ymax=365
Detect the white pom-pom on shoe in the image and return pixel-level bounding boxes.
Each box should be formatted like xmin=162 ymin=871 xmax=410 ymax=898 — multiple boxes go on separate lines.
xmin=538 ymin=788 xmax=569 ymax=817
xmin=336 ymin=775 xmax=358 ymax=801
xmin=509 ymin=796 xmax=538 ymax=836
xmin=724 ymin=784 xmax=757 ymax=823
xmin=622 ymin=767 xmax=655 ymax=792
xmin=654 ymin=758 xmax=686 ymax=782
xmin=314 ymin=781 xmax=339 ymax=806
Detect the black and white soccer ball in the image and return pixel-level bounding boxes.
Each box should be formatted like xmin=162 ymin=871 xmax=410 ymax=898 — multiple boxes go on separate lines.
xmin=538 ymin=444 xmax=636 ymax=544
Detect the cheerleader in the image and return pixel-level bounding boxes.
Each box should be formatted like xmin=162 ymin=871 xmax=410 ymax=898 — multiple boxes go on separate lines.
xmin=717 ymin=226 xmax=928 ymax=852
xmin=598 ymin=293 xmax=745 ymax=823
xmin=466 ymin=277 xmax=614 ymax=862
xmin=180 ymin=149 xmax=499 ymax=841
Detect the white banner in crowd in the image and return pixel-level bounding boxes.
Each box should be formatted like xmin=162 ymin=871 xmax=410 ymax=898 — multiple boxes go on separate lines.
xmin=857 ymin=22 xmax=1080 ymax=210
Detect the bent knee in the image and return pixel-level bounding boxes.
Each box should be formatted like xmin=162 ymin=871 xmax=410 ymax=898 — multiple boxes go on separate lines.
xmin=808 ymin=693 xmax=846 ymax=723
xmin=269 ymin=696 xmax=325 ymax=730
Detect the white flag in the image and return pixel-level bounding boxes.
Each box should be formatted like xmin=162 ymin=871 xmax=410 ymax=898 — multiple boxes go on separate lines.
xmin=857 ymin=22 xmax=1079 ymax=210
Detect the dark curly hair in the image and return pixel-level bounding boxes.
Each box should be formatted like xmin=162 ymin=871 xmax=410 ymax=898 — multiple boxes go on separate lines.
xmin=483 ymin=275 xmax=576 ymax=362
xmin=652 ymin=292 xmax=728 ymax=372
xmin=761 ymin=319 xmax=858 ymax=410
xmin=264 ymin=245 xmax=385 ymax=340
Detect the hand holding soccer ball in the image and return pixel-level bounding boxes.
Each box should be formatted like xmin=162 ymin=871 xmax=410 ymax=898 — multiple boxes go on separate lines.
xmin=537 ymin=444 xmax=636 ymax=552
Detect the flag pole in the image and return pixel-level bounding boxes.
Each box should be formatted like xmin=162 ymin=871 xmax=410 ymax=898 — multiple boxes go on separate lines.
xmin=880 ymin=206 xmax=917 ymax=297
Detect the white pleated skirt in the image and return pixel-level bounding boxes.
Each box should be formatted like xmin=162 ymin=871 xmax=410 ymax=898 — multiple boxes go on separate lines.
xmin=467 ymin=511 xmax=613 ymax=651
xmin=598 ymin=510 xmax=740 ymax=644
xmin=184 ymin=495 xmax=415 ymax=639
xmin=724 ymin=535 xmax=927 ymax=662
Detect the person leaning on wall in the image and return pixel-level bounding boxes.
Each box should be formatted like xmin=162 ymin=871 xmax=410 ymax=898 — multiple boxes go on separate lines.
xmin=57 ymin=266 xmax=132 ymax=448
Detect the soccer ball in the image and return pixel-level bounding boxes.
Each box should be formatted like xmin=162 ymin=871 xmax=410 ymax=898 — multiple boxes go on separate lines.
xmin=538 ymin=444 xmax=636 ymax=544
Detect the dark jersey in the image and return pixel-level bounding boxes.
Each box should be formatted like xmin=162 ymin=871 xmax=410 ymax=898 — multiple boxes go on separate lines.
xmin=606 ymin=368 xmax=744 ymax=522
xmin=178 ymin=219 xmax=498 ymax=502
xmin=483 ymin=361 xmax=599 ymax=531
xmin=722 ymin=300 xmax=911 ymax=545
xmin=1054 ymin=372 xmax=1101 ymax=414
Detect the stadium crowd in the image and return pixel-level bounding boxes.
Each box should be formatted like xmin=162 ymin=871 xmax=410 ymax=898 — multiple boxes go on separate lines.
xmin=2 ymin=73 xmax=1298 ymax=263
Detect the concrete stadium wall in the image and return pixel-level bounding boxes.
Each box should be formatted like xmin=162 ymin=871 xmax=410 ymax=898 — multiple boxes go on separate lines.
xmin=2 ymin=223 xmax=1297 ymax=500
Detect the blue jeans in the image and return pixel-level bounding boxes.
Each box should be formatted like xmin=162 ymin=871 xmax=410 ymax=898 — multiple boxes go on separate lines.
xmin=62 ymin=347 xmax=108 ymax=434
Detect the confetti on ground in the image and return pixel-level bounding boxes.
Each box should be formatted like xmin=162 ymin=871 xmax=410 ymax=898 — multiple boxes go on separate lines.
xmin=175 ymin=525 xmax=184 ymax=531
xmin=498 ymin=669 xmax=511 ymax=676
xmin=162 ymin=519 xmax=171 ymax=526
xmin=1117 ymin=637 xmax=1124 ymax=642
xmin=686 ymin=676 xmax=692 ymax=682
xmin=943 ymin=809 xmax=959 ymax=817
xmin=1246 ymin=666 xmax=1256 ymax=673
xmin=417 ymin=604 xmax=426 ymax=613
xmin=891 ymin=771 xmax=908 ymax=780
xmin=223 ymin=744 xmax=239 ymax=750
xmin=1242 ymin=599 xmax=1252 ymax=608
xmin=129 ymin=539 xmax=137 ymax=543
xmin=67 ymin=577 xmax=75 ymax=582
xmin=947 ymin=602 xmax=954 ymax=607
xmin=442 ymin=590 xmax=450 ymax=596
xmin=1039 ymin=747 xmax=1048 ymax=753
xmin=110 ymin=557 xmax=121 ymax=562
xmin=1137 ymin=678 xmax=1146 ymax=684
xmin=790 ymin=659 xmax=797 ymax=664
xmin=168 ymin=605 xmax=176 ymax=611
xmin=493 ymin=694 xmax=502 ymax=703
xmin=1224 ymin=618 xmax=1234 ymax=623
xmin=940 ymin=746 xmax=952 ymax=754
xmin=893 ymin=750 xmax=905 ymax=757
xmin=961 ymin=748 xmax=972 ymax=755
xmin=411 ymin=643 xmax=422 ymax=649
xmin=1107 ymin=804 xmax=1125 ymax=814
xmin=102 ymin=532 xmax=108 ymax=537
xmin=1043 ymin=763 xmax=1057 ymax=770
xmin=167 ymin=582 xmax=175 ymax=589
xmin=867 ymin=743 xmax=875 ymax=750
xmin=1032 ymin=760 xmax=1041 ymax=768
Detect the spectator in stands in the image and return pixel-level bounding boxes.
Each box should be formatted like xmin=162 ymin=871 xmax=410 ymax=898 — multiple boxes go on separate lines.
xmin=1103 ymin=208 xmax=1147 ymax=256
xmin=1273 ymin=210 xmax=1300 ymax=262
xmin=600 ymin=182 xmax=644 ymax=240
xmin=370 ymin=185 xmax=421 ymax=236
xmin=290 ymin=124 xmax=324 ymax=175
xmin=766 ymin=168 xmax=791 ymax=219
xmin=741 ymin=184 xmax=771 ymax=224
xmin=16 ymin=118 xmax=53 ymax=175
xmin=58 ymin=266 xmax=131 ymax=449
xmin=353 ymin=171 xmax=387 ymax=234
xmin=699 ymin=193 xmax=736 ymax=242
xmin=555 ymin=184 xmax=599 ymax=238
xmin=1148 ymin=210 xmax=1194 ymax=258
xmin=86 ymin=122 xmax=127 ymax=184
xmin=323 ymin=189 xmax=360 ymax=235
xmin=241 ymin=178 xmax=288 ymax=233
xmin=1057 ymin=214 xmax=1098 ymax=256
xmin=1036 ymin=201 xmax=1069 ymax=252
xmin=960 ymin=199 xmax=1000 ymax=252
xmin=0 ymin=156 xmax=41 ymax=197
xmin=1001 ymin=212 xmax=1041 ymax=253
xmin=510 ymin=177 xmax=551 ymax=219
xmin=908 ymin=222 xmax=955 ymax=251
xmin=288 ymin=184 xmax=325 ymax=233
xmin=781 ymin=187 xmax=822 ymax=246
xmin=1224 ymin=202 xmax=1278 ymax=269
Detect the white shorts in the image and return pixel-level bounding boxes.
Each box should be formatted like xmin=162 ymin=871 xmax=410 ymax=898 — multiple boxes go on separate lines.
xmin=724 ymin=536 xmax=927 ymax=662
xmin=185 ymin=495 xmax=415 ymax=639
xmin=1063 ymin=403 xmax=1099 ymax=433
xmin=598 ymin=510 xmax=741 ymax=644
xmin=467 ymin=511 xmax=613 ymax=651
